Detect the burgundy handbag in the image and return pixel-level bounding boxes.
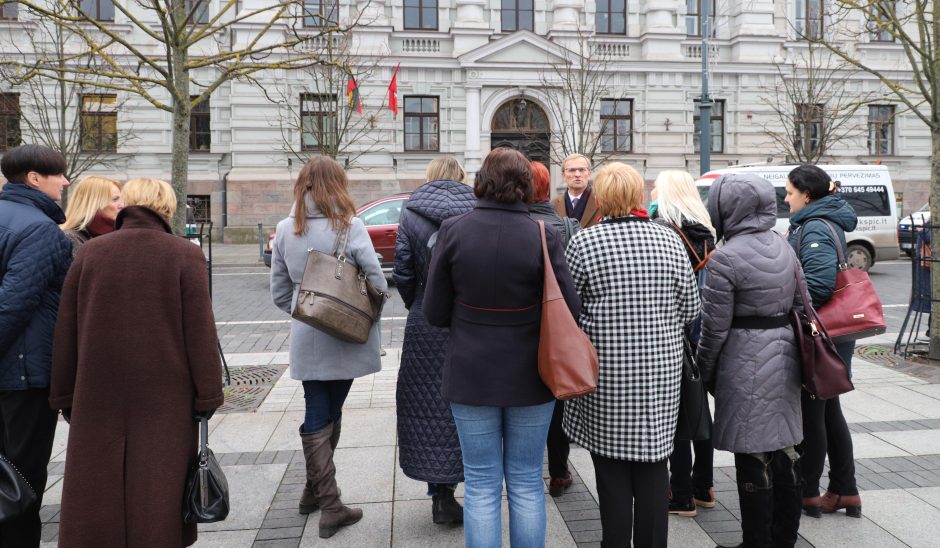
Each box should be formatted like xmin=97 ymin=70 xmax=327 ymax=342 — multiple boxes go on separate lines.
xmin=788 ymin=254 xmax=855 ymax=400
xmin=797 ymin=220 xmax=886 ymax=344
xmin=536 ymin=221 xmax=599 ymax=400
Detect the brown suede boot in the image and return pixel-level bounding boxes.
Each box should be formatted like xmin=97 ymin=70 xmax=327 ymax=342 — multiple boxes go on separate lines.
xmin=330 ymin=415 xmax=342 ymax=450
xmin=307 ymin=423 xmax=363 ymax=538
xmin=299 ymin=425 xmax=319 ymax=515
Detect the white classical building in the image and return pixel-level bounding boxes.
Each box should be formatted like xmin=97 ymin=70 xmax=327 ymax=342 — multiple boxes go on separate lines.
xmin=0 ymin=0 xmax=930 ymax=240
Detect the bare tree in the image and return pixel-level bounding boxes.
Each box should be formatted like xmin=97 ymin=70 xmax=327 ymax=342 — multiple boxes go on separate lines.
xmin=536 ymin=31 xmax=622 ymax=166
xmin=0 ymin=14 xmax=134 ymax=206
xmin=263 ymin=33 xmax=384 ymax=168
xmin=2 ymin=0 xmax=372 ymax=232
xmin=807 ymin=0 xmax=940 ymax=358
xmin=758 ymin=42 xmax=874 ymax=163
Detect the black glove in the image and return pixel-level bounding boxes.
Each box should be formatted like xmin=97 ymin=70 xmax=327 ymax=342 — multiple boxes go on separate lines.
xmin=62 ymin=408 xmax=72 ymax=424
xmin=193 ymin=409 xmax=215 ymax=423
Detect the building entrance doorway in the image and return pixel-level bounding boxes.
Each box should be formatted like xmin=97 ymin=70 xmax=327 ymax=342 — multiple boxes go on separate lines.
xmin=490 ymin=98 xmax=551 ymax=166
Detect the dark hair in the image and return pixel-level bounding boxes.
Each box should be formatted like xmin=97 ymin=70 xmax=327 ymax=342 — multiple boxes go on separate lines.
xmin=474 ymin=148 xmax=532 ymax=203
xmin=293 ymin=156 xmax=357 ymax=235
xmin=0 ymin=144 xmax=67 ymax=184
xmin=787 ymin=164 xmax=833 ymax=200
xmin=529 ymin=161 xmax=550 ymax=202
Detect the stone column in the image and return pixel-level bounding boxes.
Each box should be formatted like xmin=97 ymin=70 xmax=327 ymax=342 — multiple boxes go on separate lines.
xmin=464 ymin=85 xmax=482 ymax=176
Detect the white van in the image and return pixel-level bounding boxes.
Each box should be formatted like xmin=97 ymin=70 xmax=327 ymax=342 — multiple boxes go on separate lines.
xmin=695 ymin=165 xmax=899 ymax=271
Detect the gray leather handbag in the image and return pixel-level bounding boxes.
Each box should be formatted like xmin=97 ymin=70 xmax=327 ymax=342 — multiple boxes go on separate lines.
xmin=291 ymin=225 xmax=387 ymax=344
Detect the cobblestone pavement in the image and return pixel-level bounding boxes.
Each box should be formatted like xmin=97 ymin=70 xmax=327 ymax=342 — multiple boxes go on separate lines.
xmin=37 ymin=246 xmax=940 ymax=547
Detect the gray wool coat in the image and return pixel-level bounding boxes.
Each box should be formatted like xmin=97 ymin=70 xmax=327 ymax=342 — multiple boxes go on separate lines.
xmin=270 ymin=198 xmax=387 ymax=381
xmin=697 ymin=173 xmax=805 ymax=454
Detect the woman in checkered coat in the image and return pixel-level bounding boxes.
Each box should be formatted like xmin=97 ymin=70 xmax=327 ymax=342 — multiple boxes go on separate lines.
xmin=563 ymin=162 xmax=700 ymax=548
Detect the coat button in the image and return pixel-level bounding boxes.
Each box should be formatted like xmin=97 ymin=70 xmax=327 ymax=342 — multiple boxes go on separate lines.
xmin=18 ymin=354 xmax=23 ymax=359
xmin=20 ymin=376 xmax=25 ymax=380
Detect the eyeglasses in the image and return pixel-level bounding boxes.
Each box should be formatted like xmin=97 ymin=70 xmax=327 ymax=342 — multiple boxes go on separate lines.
xmin=564 ymin=167 xmax=589 ymax=174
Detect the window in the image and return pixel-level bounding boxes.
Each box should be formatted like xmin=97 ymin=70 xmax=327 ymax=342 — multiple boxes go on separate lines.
xmin=404 ymin=0 xmax=437 ymax=30
xmin=795 ymin=0 xmax=823 ymax=40
xmin=501 ymin=0 xmax=534 ymax=32
xmin=0 ymin=94 xmax=20 ymax=151
xmin=839 ymin=185 xmax=891 ymax=216
xmin=600 ymin=99 xmax=633 ymax=153
xmin=868 ymin=0 xmax=895 ymax=42
xmin=190 ymin=97 xmax=210 ymax=152
xmin=403 ymin=96 xmax=439 ymax=151
xmin=794 ymin=103 xmax=823 ymax=157
xmin=596 ymin=0 xmax=626 ymax=35
xmin=186 ymin=195 xmax=211 ymax=223
xmin=300 ymin=93 xmax=337 ymax=151
xmin=80 ymin=0 xmax=115 ymax=21
xmin=868 ymin=105 xmax=895 ymax=155
xmin=686 ymin=0 xmax=716 ymax=36
xmin=186 ymin=0 xmax=210 ymax=24
xmin=303 ymin=0 xmax=338 ymax=28
xmin=80 ymin=94 xmax=118 ymax=152
xmin=360 ymin=198 xmax=407 ymax=226
xmin=1 ymin=2 xmax=18 ymax=19
xmin=693 ymin=99 xmax=724 ymax=153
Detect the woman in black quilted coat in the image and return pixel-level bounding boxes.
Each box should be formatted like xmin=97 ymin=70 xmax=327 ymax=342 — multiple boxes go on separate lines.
xmin=393 ymin=157 xmax=475 ymax=524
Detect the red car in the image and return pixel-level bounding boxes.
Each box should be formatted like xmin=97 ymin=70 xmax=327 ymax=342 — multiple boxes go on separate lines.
xmin=357 ymin=192 xmax=412 ymax=271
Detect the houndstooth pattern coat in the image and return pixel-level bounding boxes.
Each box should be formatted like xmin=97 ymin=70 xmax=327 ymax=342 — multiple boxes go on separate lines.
xmin=562 ymin=216 xmax=700 ymax=462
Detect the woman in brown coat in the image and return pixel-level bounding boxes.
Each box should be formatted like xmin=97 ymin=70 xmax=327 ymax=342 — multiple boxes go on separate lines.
xmin=50 ymin=178 xmax=224 ymax=548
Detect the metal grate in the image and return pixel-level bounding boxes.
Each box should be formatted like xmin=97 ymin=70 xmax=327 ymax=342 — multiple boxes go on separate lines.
xmin=218 ymin=365 xmax=287 ymax=413
xmin=855 ymin=344 xmax=899 ymax=367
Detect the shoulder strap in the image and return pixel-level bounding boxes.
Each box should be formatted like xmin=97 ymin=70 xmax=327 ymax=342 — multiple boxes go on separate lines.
xmin=669 ymin=222 xmax=709 ymax=269
xmin=795 ymin=218 xmax=847 ymax=267
xmin=331 ymin=222 xmax=351 ymax=259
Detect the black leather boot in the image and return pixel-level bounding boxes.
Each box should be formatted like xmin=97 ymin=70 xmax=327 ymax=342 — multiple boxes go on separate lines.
xmin=771 ymin=448 xmax=803 ymax=547
xmin=431 ymin=484 xmax=464 ymax=524
xmin=734 ymin=452 xmax=775 ymax=548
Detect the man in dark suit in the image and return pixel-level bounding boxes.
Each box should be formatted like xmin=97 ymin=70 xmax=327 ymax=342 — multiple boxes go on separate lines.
xmin=551 ymin=153 xmax=601 ymax=228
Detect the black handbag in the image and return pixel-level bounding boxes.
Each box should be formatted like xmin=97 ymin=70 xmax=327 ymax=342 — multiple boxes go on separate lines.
xmin=0 ymin=453 xmax=37 ymax=523
xmin=674 ymin=336 xmax=712 ymax=441
xmin=183 ymin=417 xmax=230 ymax=524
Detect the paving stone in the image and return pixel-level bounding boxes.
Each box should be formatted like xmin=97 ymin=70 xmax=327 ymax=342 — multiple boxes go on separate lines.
xmin=265 ymin=508 xmax=306 ymax=520
xmin=255 ymin=527 xmax=305 ymax=541
xmin=572 ymin=529 xmax=603 ymax=542
xmin=273 ymin=451 xmax=294 ymax=465
xmin=40 ymin=523 xmax=58 ymax=542
xmin=881 ymin=472 xmax=919 ymax=488
xmin=694 ymin=509 xmax=735 ymax=522
xmin=710 ymin=531 xmax=743 ymax=546
xmin=553 ymin=491 xmax=596 ymax=503
xmin=898 ymin=470 xmax=934 ymax=487
xmin=238 ymin=452 xmax=260 ymax=465
xmin=562 ymin=509 xmax=601 ymax=521
xmin=555 ymin=500 xmax=598 ymax=512
xmin=253 ymin=539 xmax=300 ymax=548
xmin=858 ymin=458 xmax=891 ymax=474
xmin=202 ymin=464 xmax=286 ymax=533
xmin=255 ymin=451 xmax=277 ymax=465
xmin=261 ymin=516 xmax=308 ymax=529
xmin=219 ymin=452 xmax=242 ymax=465
xmin=563 ymin=518 xmax=602 ymax=532
xmin=699 ymin=520 xmax=741 ymax=533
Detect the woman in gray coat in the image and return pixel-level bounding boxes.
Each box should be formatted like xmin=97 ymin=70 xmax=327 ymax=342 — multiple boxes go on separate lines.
xmin=697 ymin=173 xmax=804 ymax=548
xmin=270 ymin=156 xmax=387 ymax=539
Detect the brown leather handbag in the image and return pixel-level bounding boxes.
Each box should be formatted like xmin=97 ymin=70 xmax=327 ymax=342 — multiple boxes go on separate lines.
xmin=537 ymin=221 xmax=599 ymax=400
xmin=291 ymin=225 xmax=387 ymax=344
xmin=796 ymin=219 xmax=886 ymax=343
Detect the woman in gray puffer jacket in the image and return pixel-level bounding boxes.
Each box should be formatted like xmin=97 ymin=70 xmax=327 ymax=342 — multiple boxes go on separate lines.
xmin=697 ymin=173 xmax=805 ymax=548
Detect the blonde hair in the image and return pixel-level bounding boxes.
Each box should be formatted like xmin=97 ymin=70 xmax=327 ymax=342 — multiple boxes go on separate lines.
xmin=654 ymin=170 xmax=716 ymax=237
xmin=426 ymin=156 xmax=466 ymax=183
xmin=593 ymin=162 xmax=644 ymax=217
xmin=562 ymin=153 xmax=590 ymax=171
xmin=61 ymin=176 xmax=122 ymax=231
xmin=122 ymin=178 xmax=177 ymax=220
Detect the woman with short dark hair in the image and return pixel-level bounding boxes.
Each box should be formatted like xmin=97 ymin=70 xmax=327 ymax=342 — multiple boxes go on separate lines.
xmin=423 ymin=147 xmax=580 ymax=547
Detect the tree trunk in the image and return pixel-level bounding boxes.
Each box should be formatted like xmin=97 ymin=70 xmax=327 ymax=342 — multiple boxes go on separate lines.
xmin=169 ymin=47 xmax=190 ymax=235
xmin=929 ymin=127 xmax=940 ymax=361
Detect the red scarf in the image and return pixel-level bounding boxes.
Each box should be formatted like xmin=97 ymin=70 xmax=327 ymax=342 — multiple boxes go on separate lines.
xmin=86 ymin=212 xmax=116 ymax=237
xmin=628 ymin=208 xmax=650 ymax=219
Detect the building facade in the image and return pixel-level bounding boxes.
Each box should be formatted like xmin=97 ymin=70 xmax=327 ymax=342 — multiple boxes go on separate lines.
xmin=0 ymin=0 xmax=930 ymax=241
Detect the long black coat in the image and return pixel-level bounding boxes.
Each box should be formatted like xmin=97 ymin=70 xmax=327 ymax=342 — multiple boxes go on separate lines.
xmin=392 ymin=180 xmax=474 ymax=484
xmin=423 ymin=199 xmax=580 ymax=407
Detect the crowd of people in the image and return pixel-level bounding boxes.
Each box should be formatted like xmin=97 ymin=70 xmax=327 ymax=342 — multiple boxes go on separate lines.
xmin=0 ymin=141 xmax=862 ymax=548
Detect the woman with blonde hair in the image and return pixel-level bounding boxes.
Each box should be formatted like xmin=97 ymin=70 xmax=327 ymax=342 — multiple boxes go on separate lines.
xmin=650 ymin=170 xmax=718 ymax=518
xmin=394 ymin=155 xmax=474 ymax=524
xmin=270 ymin=156 xmax=387 ymax=538
xmin=51 ymin=177 xmax=224 ymax=547
xmin=60 ymin=175 xmax=124 ymax=257
xmin=563 ymin=163 xmax=699 ymax=547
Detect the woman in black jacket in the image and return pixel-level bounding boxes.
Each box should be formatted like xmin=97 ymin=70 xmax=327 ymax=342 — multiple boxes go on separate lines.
xmin=424 ymin=148 xmax=580 ymax=548
xmin=393 ymin=157 xmax=475 ymax=525
xmin=785 ymin=164 xmax=861 ymax=518
xmin=651 ymin=170 xmax=717 ymax=518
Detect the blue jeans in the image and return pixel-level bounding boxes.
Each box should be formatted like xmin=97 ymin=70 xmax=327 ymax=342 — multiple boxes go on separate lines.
xmin=450 ymin=400 xmax=555 ymax=548
xmin=302 ymin=379 xmax=353 ymax=433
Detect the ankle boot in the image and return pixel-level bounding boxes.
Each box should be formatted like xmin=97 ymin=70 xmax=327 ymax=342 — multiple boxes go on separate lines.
xmin=734 ymin=453 xmax=774 ymax=548
xmin=802 ymin=496 xmax=822 ymax=518
xmin=431 ymin=485 xmax=464 ymax=524
xmin=820 ymin=490 xmax=862 ymax=517
xmin=299 ymin=425 xmax=319 ymax=515
xmin=771 ymin=448 xmax=803 ymax=547
xmin=307 ymin=423 xmax=363 ymax=538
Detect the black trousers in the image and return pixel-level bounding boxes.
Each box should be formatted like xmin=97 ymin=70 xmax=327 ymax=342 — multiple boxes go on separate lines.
xmin=591 ymin=454 xmax=668 ymax=548
xmin=668 ymin=438 xmax=714 ymax=502
xmin=546 ymin=400 xmax=570 ymax=479
xmin=0 ymin=389 xmax=59 ymax=548
xmin=800 ymin=391 xmax=858 ymax=497
xmin=734 ymin=449 xmax=802 ymax=548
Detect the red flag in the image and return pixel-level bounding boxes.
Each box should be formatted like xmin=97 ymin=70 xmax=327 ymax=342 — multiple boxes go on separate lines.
xmin=388 ymin=63 xmax=400 ymax=116
xmin=346 ymin=78 xmax=362 ymax=113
